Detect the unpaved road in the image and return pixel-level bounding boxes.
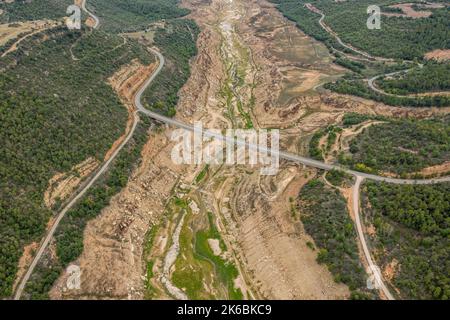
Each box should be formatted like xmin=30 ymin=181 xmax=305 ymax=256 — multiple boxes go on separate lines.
xmin=353 ymin=176 xmax=395 ymax=300
xmin=367 ymin=64 xmax=450 ymax=98
xmin=13 ymin=3 xmax=150 ymax=299
xmin=13 ymin=0 xmax=449 ymax=300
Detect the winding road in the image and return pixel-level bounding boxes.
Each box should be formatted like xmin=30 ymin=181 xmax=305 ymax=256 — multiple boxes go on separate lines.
xmin=13 ymin=0 xmax=450 ymax=301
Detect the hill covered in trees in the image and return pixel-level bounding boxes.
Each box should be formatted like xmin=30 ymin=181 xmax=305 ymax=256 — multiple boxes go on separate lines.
xmin=271 ymin=0 xmax=449 ymax=60
xmin=88 ymin=0 xmax=190 ymax=33
xmin=377 ymin=62 xmax=450 ymax=95
xmin=0 ymin=26 xmax=153 ymax=297
xmin=0 ymin=0 xmax=72 ymax=23
xmin=271 ymin=0 xmax=450 ymax=107
xmin=298 ymin=179 xmax=374 ymax=299
xmin=341 ymin=116 xmax=450 ymax=177
xmin=143 ymin=19 xmax=200 ymax=117
xmin=363 ymin=182 xmax=450 ymax=299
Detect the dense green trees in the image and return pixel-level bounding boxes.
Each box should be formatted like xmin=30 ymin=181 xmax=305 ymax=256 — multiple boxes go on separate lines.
xmin=272 ymin=0 xmax=450 ymax=107
xmin=89 ymin=0 xmax=189 ymax=33
xmin=325 ymin=80 xmax=450 ymax=107
xmin=298 ymin=179 xmax=374 ymax=299
xmin=344 ymin=117 xmax=449 ymax=176
xmin=364 ymin=182 xmax=450 ymax=299
xmin=272 ymin=0 xmax=449 ymax=60
xmin=377 ymin=62 xmax=450 ymax=95
xmin=23 ymin=117 xmax=153 ymax=299
xmin=0 ymin=0 xmax=72 ymax=23
xmin=0 ymin=27 xmax=153 ymax=297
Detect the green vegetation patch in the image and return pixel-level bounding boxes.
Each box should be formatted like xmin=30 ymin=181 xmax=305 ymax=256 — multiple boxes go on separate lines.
xmin=298 ymin=179 xmax=373 ymax=299
xmin=172 ymin=209 xmax=242 ymax=300
xmin=0 ymin=0 xmax=72 ymax=23
xmin=89 ymin=0 xmax=189 ymax=33
xmin=144 ymin=19 xmax=200 ymax=117
xmin=377 ymin=62 xmax=450 ymax=95
xmin=0 ymin=27 xmax=153 ymax=298
xmin=309 ymin=126 xmax=342 ymax=160
xmin=23 ymin=117 xmax=153 ymax=299
xmin=325 ymin=79 xmax=450 ymax=107
xmin=343 ymin=117 xmax=450 ymax=176
xmin=272 ymin=0 xmax=450 ymax=60
xmin=325 ymin=169 xmax=354 ymax=188
xmin=363 ymin=182 xmax=450 ymax=299
xmin=195 ymin=212 xmax=242 ymax=300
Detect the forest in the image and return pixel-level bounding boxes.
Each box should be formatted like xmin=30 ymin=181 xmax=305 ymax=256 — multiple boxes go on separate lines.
xmin=298 ymin=179 xmax=374 ymax=299
xmin=271 ymin=0 xmax=450 ymax=60
xmin=325 ymin=79 xmax=450 ymax=107
xmin=23 ymin=117 xmax=153 ymax=299
xmin=377 ymin=62 xmax=450 ymax=95
xmin=88 ymin=0 xmax=189 ymax=33
xmin=0 ymin=0 xmax=71 ymax=23
xmin=143 ymin=19 xmax=200 ymax=117
xmin=363 ymin=182 xmax=450 ymax=299
xmin=271 ymin=0 xmax=450 ymax=107
xmin=0 ymin=27 xmax=153 ymax=298
xmin=343 ymin=117 xmax=450 ymax=176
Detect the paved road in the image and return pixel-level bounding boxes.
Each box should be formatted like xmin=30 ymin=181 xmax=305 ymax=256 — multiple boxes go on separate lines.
xmin=14 ymin=3 xmax=130 ymax=300
xmin=353 ymin=177 xmax=395 ymax=300
xmin=136 ymin=52 xmax=450 ymax=185
xmin=367 ymin=64 xmax=424 ymax=97
xmin=81 ymin=0 xmax=100 ymax=28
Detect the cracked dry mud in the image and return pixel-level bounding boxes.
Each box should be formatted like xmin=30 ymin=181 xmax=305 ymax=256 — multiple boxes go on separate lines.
xmin=50 ymin=0 xmax=449 ymax=300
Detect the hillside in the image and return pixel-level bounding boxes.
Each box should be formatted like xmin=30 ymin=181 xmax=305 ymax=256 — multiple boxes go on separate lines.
xmin=87 ymin=0 xmax=189 ymax=33
xmin=0 ymin=26 xmax=154 ymax=297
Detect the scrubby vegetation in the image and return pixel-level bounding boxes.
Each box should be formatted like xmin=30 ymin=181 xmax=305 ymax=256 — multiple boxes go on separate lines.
xmin=22 ymin=117 xmax=153 ymax=299
xmin=0 ymin=0 xmax=71 ymax=23
xmin=195 ymin=212 xmax=243 ymax=300
xmin=363 ymin=182 xmax=450 ymax=299
xmin=143 ymin=19 xmax=200 ymax=117
xmin=342 ymin=113 xmax=386 ymax=127
xmin=171 ymin=205 xmax=242 ymax=300
xmin=377 ymin=62 xmax=450 ymax=95
xmin=272 ymin=0 xmax=449 ymax=60
xmin=89 ymin=0 xmax=189 ymax=33
xmin=325 ymin=79 xmax=450 ymax=107
xmin=325 ymin=170 xmax=354 ymax=188
xmin=343 ymin=117 xmax=450 ymax=176
xmin=271 ymin=0 xmax=450 ymax=107
xmin=298 ymin=179 xmax=374 ymax=299
xmin=0 ymin=27 xmax=153 ymax=298
xmin=269 ymin=0 xmax=344 ymax=53
xmin=309 ymin=126 xmax=342 ymax=160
